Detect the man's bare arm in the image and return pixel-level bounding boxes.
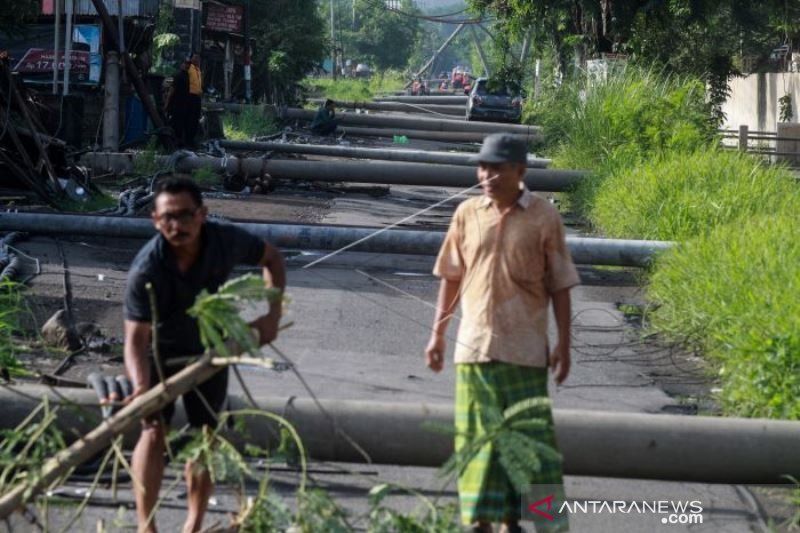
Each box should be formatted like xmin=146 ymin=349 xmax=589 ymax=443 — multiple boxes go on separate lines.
xmin=425 ymin=278 xmax=461 ymax=372
xmin=550 ymin=288 xmax=572 ymax=384
xmin=255 ymin=242 xmax=286 ymax=344
xmin=260 ymin=242 xmax=286 ymax=292
xmin=124 ymin=319 xmax=152 ymax=397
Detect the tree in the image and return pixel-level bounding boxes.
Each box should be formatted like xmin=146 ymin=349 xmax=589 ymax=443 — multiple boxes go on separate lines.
xmin=249 ymin=0 xmax=327 ymax=104
xmin=0 ymin=0 xmax=39 ymax=38
xmin=467 ymin=1 xmax=800 ymax=123
xmin=337 ymin=0 xmax=421 ymax=71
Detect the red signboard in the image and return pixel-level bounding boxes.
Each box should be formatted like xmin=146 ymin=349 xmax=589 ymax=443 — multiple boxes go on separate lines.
xmin=14 ymin=49 xmax=91 ymax=82
xmin=206 ymin=4 xmax=243 ymax=33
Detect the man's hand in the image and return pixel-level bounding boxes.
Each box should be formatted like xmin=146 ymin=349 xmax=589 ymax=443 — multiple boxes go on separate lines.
xmin=127 ymin=383 xmax=149 ymax=404
xmin=550 ymin=343 xmax=571 ymax=385
xmin=255 ymin=311 xmax=281 ymax=345
xmin=425 ymin=334 xmax=446 ymax=373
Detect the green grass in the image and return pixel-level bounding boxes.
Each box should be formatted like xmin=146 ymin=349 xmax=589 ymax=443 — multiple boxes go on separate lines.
xmin=647 ymin=213 xmax=800 ymax=419
xmin=223 ymin=107 xmax=280 ymax=141
xmin=303 ymin=70 xmax=406 ymax=102
xmin=591 ymin=148 xmax=800 ymax=241
xmin=191 ymin=166 xmax=219 ymax=188
xmin=304 ymin=78 xmax=373 ymax=102
xmin=525 ymin=64 xmax=716 ymax=215
xmin=527 ymin=64 xmax=800 ymax=420
xmin=59 ymin=191 xmax=117 ymax=213
xmin=0 ymin=281 xmax=30 ymax=377
xmin=132 ymin=136 xmax=164 ymax=176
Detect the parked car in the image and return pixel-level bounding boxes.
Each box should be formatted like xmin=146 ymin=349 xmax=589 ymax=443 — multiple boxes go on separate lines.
xmin=465 ymin=77 xmax=523 ymax=123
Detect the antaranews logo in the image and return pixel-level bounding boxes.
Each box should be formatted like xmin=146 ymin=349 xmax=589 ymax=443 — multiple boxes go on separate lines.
xmin=523 ymin=485 xmax=704 ymax=530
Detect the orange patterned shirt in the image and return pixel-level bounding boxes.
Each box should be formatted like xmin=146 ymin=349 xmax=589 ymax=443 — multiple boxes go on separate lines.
xmin=433 ymin=189 xmax=580 ymax=367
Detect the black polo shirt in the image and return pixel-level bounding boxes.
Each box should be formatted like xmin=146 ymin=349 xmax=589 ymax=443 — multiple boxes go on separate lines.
xmin=124 ymin=221 xmax=266 ymax=357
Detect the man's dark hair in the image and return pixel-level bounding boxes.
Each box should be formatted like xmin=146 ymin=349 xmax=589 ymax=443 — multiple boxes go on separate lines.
xmin=153 ymin=176 xmax=203 ymax=207
xmin=325 ymin=98 xmax=335 ymax=107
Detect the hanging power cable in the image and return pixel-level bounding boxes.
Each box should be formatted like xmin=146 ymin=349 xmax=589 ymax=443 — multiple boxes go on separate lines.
xmin=359 ymin=0 xmax=492 ymax=25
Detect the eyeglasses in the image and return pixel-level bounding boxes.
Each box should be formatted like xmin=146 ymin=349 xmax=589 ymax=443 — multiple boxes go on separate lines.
xmin=157 ymin=208 xmax=200 ymax=224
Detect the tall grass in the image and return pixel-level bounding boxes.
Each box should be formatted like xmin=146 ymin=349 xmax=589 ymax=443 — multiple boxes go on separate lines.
xmin=0 ymin=281 xmax=28 ymax=376
xmin=223 ymin=107 xmax=279 ymax=141
xmin=525 ymin=65 xmax=716 ymax=214
xmin=591 ymin=148 xmax=800 ymax=240
xmin=527 ymin=64 xmax=800 ymax=420
xmin=647 ymin=214 xmax=800 ymax=419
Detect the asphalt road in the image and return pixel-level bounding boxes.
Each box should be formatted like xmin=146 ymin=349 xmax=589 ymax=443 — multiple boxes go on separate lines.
xmin=2 ymin=149 xmax=793 ymax=531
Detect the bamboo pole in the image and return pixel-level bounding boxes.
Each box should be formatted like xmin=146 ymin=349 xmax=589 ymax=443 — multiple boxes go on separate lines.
xmin=0 ymin=354 xmax=221 ymax=520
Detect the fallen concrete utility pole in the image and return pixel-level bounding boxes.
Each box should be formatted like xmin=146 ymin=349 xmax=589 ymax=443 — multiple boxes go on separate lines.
xmin=80 ymin=152 xmax=578 ymax=190
xmin=223 ymin=100 xmax=466 ymax=117
xmin=216 ymin=140 xmax=551 ymax=168
xmin=375 ymin=95 xmax=468 ymax=105
xmin=337 ymin=126 xmax=496 ymax=143
xmin=1 ymin=386 xmax=798 ymax=484
xmin=280 ymin=108 xmax=539 ymax=139
xmin=0 ymin=212 xmax=672 ymax=267
xmin=0 ymin=355 xmax=221 ymax=520
xmin=310 ymin=99 xmax=466 ymax=117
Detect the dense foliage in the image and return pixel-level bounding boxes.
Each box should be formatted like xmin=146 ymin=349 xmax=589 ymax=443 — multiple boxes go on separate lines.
xmin=250 ymin=0 xmax=327 ymax=103
xmin=328 ymin=0 xmax=421 ymax=72
xmin=468 ymin=0 xmax=800 ymax=120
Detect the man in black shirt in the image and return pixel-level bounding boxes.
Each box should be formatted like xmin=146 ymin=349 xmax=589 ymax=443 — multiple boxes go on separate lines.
xmin=124 ymin=177 xmax=286 ymax=533
xmin=166 ymin=59 xmax=191 ymax=147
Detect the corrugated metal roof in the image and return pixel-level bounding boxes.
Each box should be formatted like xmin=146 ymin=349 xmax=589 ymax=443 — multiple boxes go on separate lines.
xmin=70 ymin=0 xmax=160 ymax=18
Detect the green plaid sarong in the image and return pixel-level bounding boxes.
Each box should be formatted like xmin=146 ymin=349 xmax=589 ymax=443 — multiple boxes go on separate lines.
xmin=455 ymin=361 xmax=566 ymax=527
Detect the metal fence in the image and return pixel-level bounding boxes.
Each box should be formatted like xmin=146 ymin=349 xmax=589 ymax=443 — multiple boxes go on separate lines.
xmin=73 ymin=0 xmax=160 ymax=18
xmin=720 ymin=126 xmax=800 ymax=166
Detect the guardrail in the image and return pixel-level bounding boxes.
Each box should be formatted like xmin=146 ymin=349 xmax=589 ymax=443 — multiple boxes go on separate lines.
xmin=720 ymin=125 xmax=800 ymax=164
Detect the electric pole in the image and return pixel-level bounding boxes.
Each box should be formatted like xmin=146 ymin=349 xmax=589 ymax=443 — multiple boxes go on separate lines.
xmin=244 ymin=0 xmax=252 ymax=102
xmin=330 ymin=0 xmax=337 ymax=79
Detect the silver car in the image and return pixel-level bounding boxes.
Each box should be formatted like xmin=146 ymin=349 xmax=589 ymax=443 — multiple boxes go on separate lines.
xmin=466 ymin=78 xmax=523 ymax=123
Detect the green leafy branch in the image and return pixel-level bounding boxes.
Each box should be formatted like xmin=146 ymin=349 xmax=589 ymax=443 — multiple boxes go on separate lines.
xmin=187 ymin=274 xmax=284 ymax=358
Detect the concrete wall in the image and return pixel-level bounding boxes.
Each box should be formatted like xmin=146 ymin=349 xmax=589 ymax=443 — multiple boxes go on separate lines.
xmin=723 ymin=72 xmax=800 ymax=131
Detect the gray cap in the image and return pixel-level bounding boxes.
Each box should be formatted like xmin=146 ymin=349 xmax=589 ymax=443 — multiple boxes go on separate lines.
xmin=471 ymin=133 xmax=527 ymax=164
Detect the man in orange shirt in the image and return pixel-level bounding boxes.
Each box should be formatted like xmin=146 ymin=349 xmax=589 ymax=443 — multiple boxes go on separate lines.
xmin=426 ymin=134 xmax=579 ymax=533
xmin=185 ymin=53 xmax=203 ymax=148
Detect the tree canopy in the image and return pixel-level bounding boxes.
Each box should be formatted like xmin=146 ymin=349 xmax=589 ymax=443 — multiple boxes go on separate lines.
xmin=249 ymin=0 xmax=327 ymax=103
xmin=329 ymin=0 xmax=421 ymax=72
xmin=0 ymin=0 xmax=39 ymax=38
xmin=467 ymin=0 xmax=800 ymax=121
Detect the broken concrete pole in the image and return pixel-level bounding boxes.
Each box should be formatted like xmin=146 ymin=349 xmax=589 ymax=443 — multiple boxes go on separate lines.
xmin=334 ymin=126 xmax=503 ymax=143
xmin=0 ymin=212 xmax=673 ymax=267
xmin=79 ymin=153 xmax=580 ymax=191
xmin=309 ymin=99 xmax=466 ymax=116
xmin=0 ymin=385 xmax=798 ymax=484
xmin=279 ymin=107 xmax=539 ymax=139
xmin=375 ymin=95 xmax=468 ymax=105
xmin=216 ymin=140 xmax=551 ymax=168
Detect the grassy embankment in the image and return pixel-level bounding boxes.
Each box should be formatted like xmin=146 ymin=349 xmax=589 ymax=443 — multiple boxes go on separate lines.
xmin=526 ymin=65 xmax=800 ymax=419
